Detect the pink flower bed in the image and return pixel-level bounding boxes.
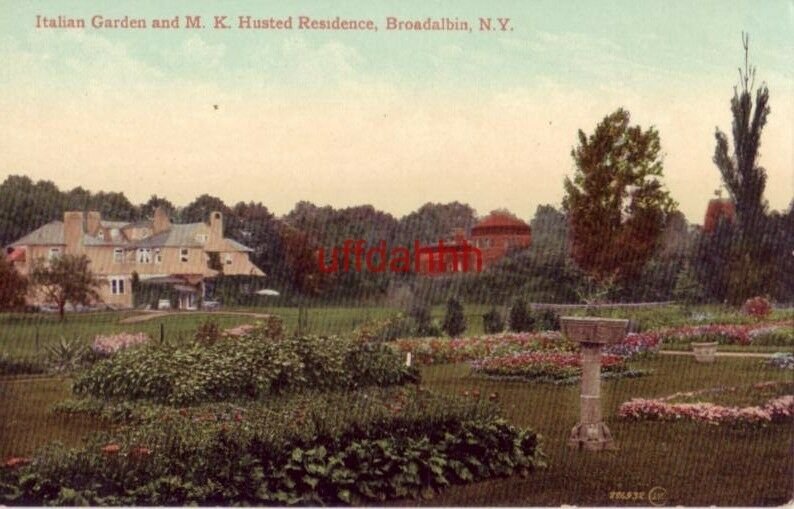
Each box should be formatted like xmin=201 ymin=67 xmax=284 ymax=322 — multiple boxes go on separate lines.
xmin=659 ymin=322 xmax=787 ymax=346
xmin=91 ymin=332 xmax=150 ymax=356
xmin=619 ymin=382 xmax=794 ymax=426
xmin=395 ymin=332 xmax=570 ymax=365
xmin=471 ymin=351 xmax=627 ymax=382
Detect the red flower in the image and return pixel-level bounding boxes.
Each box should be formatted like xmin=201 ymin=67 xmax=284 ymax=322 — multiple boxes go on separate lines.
xmin=130 ymin=447 xmax=152 ymax=459
xmin=102 ymin=443 xmax=121 ymax=455
xmin=234 ymin=412 xmax=243 ymax=422
xmin=4 ymin=457 xmax=31 ymax=468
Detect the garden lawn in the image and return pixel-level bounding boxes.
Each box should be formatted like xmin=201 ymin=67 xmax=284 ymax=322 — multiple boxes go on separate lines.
xmin=2 ymin=354 xmax=791 ymax=505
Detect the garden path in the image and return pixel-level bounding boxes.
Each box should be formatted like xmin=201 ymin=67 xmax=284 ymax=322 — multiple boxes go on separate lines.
xmin=118 ymin=310 xmax=273 ymax=324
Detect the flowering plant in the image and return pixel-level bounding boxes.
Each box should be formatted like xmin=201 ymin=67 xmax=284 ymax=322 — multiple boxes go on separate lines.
xmin=91 ymin=333 xmax=150 ymax=356
xmin=742 ymin=296 xmax=772 ymax=319
xmin=395 ymin=331 xmax=572 ymax=365
xmin=619 ymin=381 xmax=794 ymax=426
xmin=604 ymin=331 xmax=663 ymax=358
xmin=766 ymin=353 xmax=794 ymax=370
xmin=659 ymin=322 xmax=788 ymax=346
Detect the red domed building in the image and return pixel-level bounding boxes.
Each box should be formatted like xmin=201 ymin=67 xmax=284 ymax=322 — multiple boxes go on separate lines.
xmin=417 ymin=211 xmax=532 ymax=275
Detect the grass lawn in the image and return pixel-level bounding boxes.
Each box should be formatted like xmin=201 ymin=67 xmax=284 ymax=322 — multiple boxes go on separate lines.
xmin=0 ymin=305 xmax=495 ymax=358
xmin=2 ymin=355 xmax=791 ymax=506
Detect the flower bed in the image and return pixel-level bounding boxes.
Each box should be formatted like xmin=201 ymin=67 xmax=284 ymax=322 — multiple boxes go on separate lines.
xmin=394 ymin=332 xmax=573 ymax=365
xmin=2 ymin=388 xmax=546 ymax=506
xmin=619 ymin=381 xmax=794 ymax=426
xmin=765 ymin=353 xmax=794 ymax=370
xmin=91 ymin=332 xmax=150 ymax=356
xmin=470 ymin=351 xmax=646 ymax=385
xmin=658 ymin=322 xmax=792 ymax=346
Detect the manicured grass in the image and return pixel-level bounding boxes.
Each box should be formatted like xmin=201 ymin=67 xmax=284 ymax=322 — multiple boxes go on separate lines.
xmin=2 ymin=355 xmax=791 ymax=505
xmin=421 ymin=355 xmax=793 ymax=506
xmin=0 ymin=305 xmax=494 ymax=358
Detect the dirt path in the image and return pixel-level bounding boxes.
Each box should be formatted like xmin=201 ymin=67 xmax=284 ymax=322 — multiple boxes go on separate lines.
xmin=118 ymin=310 xmax=274 ymax=324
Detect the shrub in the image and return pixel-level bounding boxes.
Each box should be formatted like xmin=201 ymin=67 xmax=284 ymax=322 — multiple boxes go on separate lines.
xmin=482 ymin=308 xmax=504 ymax=334
xmin=532 ymin=308 xmax=560 ymax=331
xmin=508 ymin=298 xmax=534 ymax=332
xmin=742 ymin=296 xmax=772 ymax=319
xmin=409 ymin=304 xmax=442 ymax=337
xmin=353 ymin=313 xmax=416 ymax=342
xmin=194 ymin=319 xmax=222 ymax=345
xmin=749 ymin=328 xmax=794 ymax=347
xmin=4 ymin=388 xmax=546 ymax=506
xmin=442 ymin=298 xmax=466 ymax=337
xmin=73 ymin=327 xmax=419 ymax=405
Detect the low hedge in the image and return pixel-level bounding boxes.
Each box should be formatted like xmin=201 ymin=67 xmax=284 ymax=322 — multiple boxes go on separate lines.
xmin=2 ymin=388 xmax=546 ymax=505
xmin=73 ymin=332 xmax=419 ymax=405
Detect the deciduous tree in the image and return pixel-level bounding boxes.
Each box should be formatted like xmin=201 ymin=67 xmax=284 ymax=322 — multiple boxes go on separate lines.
xmin=563 ymin=109 xmax=675 ymax=288
xmin=30 ymin=254 xmax=100 ymax=320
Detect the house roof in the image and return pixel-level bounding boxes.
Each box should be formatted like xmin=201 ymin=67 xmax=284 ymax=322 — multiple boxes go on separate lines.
xmin=10 ymin=220 xmax=254 ymax=253
xmin=471 ymin=212 xmax=530 ymax=234
xmin=9 ymin=221 xmax=65 ymax=246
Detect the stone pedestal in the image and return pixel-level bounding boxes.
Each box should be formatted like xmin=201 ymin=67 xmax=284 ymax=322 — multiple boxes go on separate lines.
xmin=561 ymin=317 xmax=628 ymax=452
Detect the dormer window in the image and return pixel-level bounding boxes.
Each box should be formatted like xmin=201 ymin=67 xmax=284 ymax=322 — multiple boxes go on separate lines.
xmin=196 ymin=234 xmax=208 ymax=243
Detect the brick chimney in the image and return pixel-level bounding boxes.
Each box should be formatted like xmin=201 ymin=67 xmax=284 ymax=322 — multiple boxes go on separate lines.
xmin=63 ymin=211 xmax=84 ymax=254
xmin=152 ymin=206 xmax=171 ymax=235
xmin=86 ymin=211 xmax=101 ymax=236
xmin=209 ymin=211 xmax=223 ymax=238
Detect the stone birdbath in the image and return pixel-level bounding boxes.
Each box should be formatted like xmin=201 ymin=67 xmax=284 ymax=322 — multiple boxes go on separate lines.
xmin=691 ymin=341 xmax=718 ymax=363
xmin=561 ymin=316 xmax=629 ymax=451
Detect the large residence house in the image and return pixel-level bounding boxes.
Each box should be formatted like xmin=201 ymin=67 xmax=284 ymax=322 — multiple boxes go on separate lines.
xmin=6 ymin=207 xmax=264 ymax=310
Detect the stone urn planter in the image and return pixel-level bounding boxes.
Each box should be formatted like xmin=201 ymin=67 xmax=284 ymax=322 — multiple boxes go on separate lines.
xmin=692 ymin=341 xmax=718 ymax=363
xmin=560 ymin=316 xmax=629 ymax=451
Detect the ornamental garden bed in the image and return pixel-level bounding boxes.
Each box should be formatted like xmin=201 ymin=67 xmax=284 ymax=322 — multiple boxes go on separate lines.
xmin=1 ymin=387 xmax=545 ymax=506
xmin=470 ymin=351 xmax=649 ymax=385
xmin=1 ymin=323 xmax=547 ymax=506
xmin=618 ymin=381 xmax=794 ymax=427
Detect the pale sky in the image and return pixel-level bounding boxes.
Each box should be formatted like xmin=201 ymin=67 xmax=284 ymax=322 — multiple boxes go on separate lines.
xmin=0 ymin=0 xmax=792 ymax=224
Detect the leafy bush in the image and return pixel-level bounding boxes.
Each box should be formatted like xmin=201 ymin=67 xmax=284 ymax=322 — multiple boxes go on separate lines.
xmin=482 ymin=308 xmax=505 ymax=334
xmin=442 ymin=298 xmax=466 ymax=337
xmin=742 ymin=296 xmax=772 ymax=319
xmin=73 ymin=327 xmax=419 ymax=405
xmin=409 ymin=304 xmax=442 ymax=337
xmin=5 ymin=388 xmax=546 ymax=505
xmin=353 ymin=313 xmax=417 ymax=342
xmin=749 ymin=327 xmax=794 ymax=347
xmin=532 ymin=308 xmax=560 ymax=331
xmin=194 ymin=319 xmax=222 ymax=345
xmin=470 ymin=351 xmax=642 ymax=384
xmin=508 ymin=298 xmax=534 ymax=332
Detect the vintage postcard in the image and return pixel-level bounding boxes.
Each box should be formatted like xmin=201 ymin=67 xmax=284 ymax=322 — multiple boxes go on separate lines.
xmin=0 ymin=0 xmax=792 ymax=506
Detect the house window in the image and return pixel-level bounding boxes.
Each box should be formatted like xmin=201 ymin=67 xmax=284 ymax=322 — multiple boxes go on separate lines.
xmin=137 ymin=248 xmax=152 ymax=264
xmin=180 ymin=248 xmax=189 ymax=262
xmin=110 ymin=277 xmax=125 ymax=295
xmin=48 ymin=247 xmax=61 ymax=260
xmin=97 ymin=230 xmax=105 ymax=240
xmin=195 ymin=234 xmax=208 ymax=243
xmin=113 ymin=248 xmax=123 ymax=263
xmin=154 ymin=249 xmax=162 ymax=264
xmin=224 ymin=253 xmax=233 ymax=265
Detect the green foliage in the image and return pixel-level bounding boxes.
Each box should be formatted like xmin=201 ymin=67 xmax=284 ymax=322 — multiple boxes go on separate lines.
xmin=194 ymin=319 xmax=222 ymax=345
xmin=45 ymin=336 xmax=91 ymax=373
xmin=563 ymin=108 xmax=675 ymax=285
xmin=749 ymin=328 xmax=794 ymax=347
xmin=409 ymin=304 xmax=442 ymax=337
xmin=5 ymin=388 xmax=545 ymax=505
xmin=673 ymin=263 xmax=705 ymax=305
xmin=72 ymin=327 xmax=419 ymax=405
xmin=29 ymin=254 xmax=100 ymax=319
xmin=442 ymin=298 xmax=466 ymax=337
xmin=353 ymin=313 xmax=417 ymax=342
xmin=482 ymin=307 xmax=505 ymax=334
xmin=0 ymin=256 xmax=27 ymax=311
xmin=532 ymin=308 xmax=561 ymax=332
xmin=508 ymin=298 xmax=534 ymax=332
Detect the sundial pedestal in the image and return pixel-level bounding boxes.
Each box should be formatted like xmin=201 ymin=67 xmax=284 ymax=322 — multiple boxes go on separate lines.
xmin=561 ymin=317 xmax=629 ymax=452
